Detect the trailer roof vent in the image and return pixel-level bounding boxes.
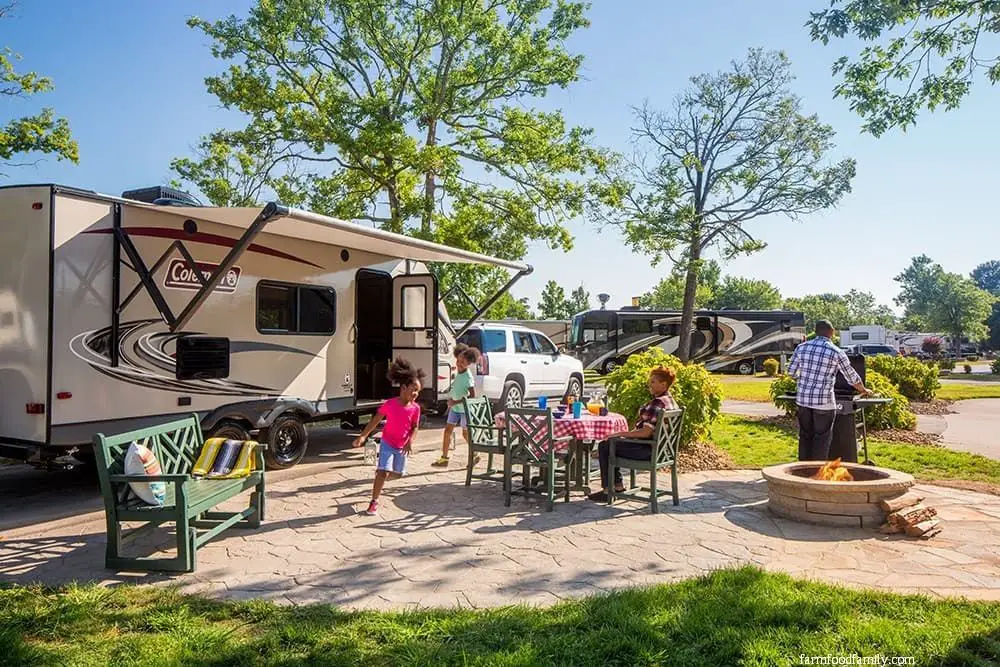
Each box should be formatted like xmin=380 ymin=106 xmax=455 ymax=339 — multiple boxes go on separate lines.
xmin=121 ymin=186 xmax=202 ymax=207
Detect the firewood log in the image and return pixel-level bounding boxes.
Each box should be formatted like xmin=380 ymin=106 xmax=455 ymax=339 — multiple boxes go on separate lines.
xmin=880 ymin=492 xmax=924 ymax=513
xmin=905 ymin=518 xmax=941 ymax=537
xmin=894 ymin=504 xmax=937 ymax=526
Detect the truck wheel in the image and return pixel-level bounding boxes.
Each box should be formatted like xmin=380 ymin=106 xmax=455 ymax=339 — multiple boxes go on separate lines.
xmin=566 ymin=376 xmax=583 ymax=401
xmin=737 ymin=360 xmax=755 ymax=376
xmin=601 ymin=359 xmax=619 ymax=375
xmin=501 ymin=380 xmax=524 ymax=409
xmin=208 ymin=420 xmax=251 ymax=442
xmin=263 ymin=414 xmax=308 ymax=469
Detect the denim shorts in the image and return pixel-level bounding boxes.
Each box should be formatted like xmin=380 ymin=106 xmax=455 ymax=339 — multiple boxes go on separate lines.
xmin=446 ymin=408 xmax=467 ymax=427
xmin=378 ymin=443 xmax=407 ymax=475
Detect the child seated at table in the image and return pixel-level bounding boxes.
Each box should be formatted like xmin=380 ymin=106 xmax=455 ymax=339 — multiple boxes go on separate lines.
xmin=588 ymin=366 xmax=678 ymax=503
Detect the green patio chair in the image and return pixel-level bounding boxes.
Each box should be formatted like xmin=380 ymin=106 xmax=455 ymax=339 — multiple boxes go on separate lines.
xmin=462 ymin=396 xmax=508 ymax=488
xmin=502 ymin=407 xmax=574 ymax=512
xmin=608 ymin=407 xmax=683 ymax=513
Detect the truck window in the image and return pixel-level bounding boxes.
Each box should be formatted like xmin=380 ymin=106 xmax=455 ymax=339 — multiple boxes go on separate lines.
xmin=531 ymin=333 xmax=557 ymax=355
xmin=622 ymin=318 xmax=653 ymax=335
xmin=514 ymin=331 xmax=536 ymax=353
xmin=457 ymin=330 xmax=482 ymax=350
xmin=481 ymin=329 xmax=507 ymax=353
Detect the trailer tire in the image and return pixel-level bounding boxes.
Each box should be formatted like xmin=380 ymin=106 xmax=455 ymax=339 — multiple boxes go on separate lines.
xmin=501 ymin=380 xmax=524 ymax=409
xmin=262 ymin=414 xmax=308 ymax=469
xmin=208 ymin=420 xmax=251 ymax=442
xmin=737 ymin=360 xmax=755 ymax=376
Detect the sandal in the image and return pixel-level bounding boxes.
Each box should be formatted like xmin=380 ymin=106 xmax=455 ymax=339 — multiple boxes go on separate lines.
xmin=431 ymin=456 xmax=450 ymax=467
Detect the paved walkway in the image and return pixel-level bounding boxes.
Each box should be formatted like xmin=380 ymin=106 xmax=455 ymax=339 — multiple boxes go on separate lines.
xmin=4 ymin=427 xmax=1000 ymax=608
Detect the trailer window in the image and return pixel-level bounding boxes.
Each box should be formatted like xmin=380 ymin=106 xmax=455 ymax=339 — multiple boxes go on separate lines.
xmin=257 ymin=282 xmax=336 ymax=335
xmin=622 ymin=318 xmax=653 ymax=336
xmin=851 ymin=332 xmax=870 ymax=341
xmin=401 ymin=285 xmax=427 ymax=328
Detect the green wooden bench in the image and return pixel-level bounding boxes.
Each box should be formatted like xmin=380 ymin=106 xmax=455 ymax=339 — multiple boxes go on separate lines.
xmin=93 ymin=414 xmax=265 ymax=573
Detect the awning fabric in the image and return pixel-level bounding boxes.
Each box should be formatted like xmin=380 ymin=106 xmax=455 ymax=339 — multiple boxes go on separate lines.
xmin=139 ymin=203 xmax=529 ymax=272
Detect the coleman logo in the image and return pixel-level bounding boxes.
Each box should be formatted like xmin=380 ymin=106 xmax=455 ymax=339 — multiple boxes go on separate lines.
xmin=163 ymin=258 xmax=241 ymax=293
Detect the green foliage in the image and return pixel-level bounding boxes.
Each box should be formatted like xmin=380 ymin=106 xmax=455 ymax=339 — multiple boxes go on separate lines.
xmin=783 ymin=289 xmax=895 ymax=332
xmin=973 ymin=261 xmax=1000 ymax=349
xmin=865 ymin=354 xmax=939 ymax=402
xmin=603 ymin=347 xmax=722 ymax=448
xmin=939 ymin=358 xmax=956 ymax=371
xmin=436 ymin=264 xmax=532 ymax=320
xmin=964 ymin=364 xmax=974 ymax=374
xmin=769 ymin=371 xmax=916 ymax=430
xmin=895 ymin=256 xmax=995 ymax=347
xmin=0 ymin=12 xmax=78 ymax=170
xmin=597 ymin=49 xmax=854 ymax=361
xmin=922 ymin=337 xmax=944 ymax=356
xmin=640 ymin=260 xmax=720 ymax=310
xmin=711 ymin=276 xmax=782 ymax=311
xmin=992 ymin=359 xmax=1000 ymax=375
xmin=537 ymin=281 xmax=590 ymax=319
xmin=808 ymin=0 xmax=1000 ymax=135
xmin=762 ymin=358 xmax=779 ymax=377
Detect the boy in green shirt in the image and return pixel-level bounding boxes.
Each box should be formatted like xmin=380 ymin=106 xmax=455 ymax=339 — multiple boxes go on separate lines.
xmin=432 ymin=345 xmax=480 ymax=467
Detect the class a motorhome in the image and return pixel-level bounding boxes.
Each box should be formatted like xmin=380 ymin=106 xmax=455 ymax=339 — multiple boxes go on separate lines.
xmin=567 ymin=307 xmax=806 ymax=375
xmin=0 ymin=184 xmax=530 ymax=469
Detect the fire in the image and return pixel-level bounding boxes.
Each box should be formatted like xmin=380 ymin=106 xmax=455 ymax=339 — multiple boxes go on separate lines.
xmin=811 ymin=458 xmax=855 ymax=482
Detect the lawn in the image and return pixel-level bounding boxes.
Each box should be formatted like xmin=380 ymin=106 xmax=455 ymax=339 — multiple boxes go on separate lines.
xmin=4 ymin=567 xmax=1000 ymax=666
xmin=711 ymin=415 xmax=1000 ymax=485
xmin=937 ymin=383 xmax=1000 ymax=400
xmin=717 ymin=376 xmax=1000 ymax=403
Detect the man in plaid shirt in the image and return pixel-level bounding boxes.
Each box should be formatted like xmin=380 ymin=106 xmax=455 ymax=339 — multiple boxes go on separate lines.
xmin=787 ymin=320 xmax=870 ymax=461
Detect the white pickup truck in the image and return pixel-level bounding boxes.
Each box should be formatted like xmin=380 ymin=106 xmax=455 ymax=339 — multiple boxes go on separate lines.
xmin=456 ymin=323 xmax=584 ymax=408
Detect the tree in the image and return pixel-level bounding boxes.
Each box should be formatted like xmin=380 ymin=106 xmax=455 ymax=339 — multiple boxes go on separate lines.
xmin=537 ymin=280 xmax=568 ymax=319
xmin=565 ymin=284 xmax=590 ymax=315
xmin=598 ymin=49 xmax=855 ymax=361
xmin=894 ymin=254 xmax=945 ymax=331
xmin=639 ymin=260 xmax=720 ymax=311
xmin=0 ymin=3 xmax=78 ymax=173
xmin=711 ymin=276 xmax=782 ymax=310
xmin=179 ymin=0 xmax=607 ymax=317
xmin=972 ymin=261 xmax=1000 ymax=349
xmin=783 ymin=293 xmax=851 ymax=332
xmin=842 ymin=289 xmax=897 ymax=328
xmin=808 ymin=1 xmax=1000 ymax=135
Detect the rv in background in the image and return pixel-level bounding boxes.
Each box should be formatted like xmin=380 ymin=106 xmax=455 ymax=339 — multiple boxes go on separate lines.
xmin=568 ymin=308 xmax=805 ymax=375
xmin=0 ymin=184 xmax=530 ymax=470
xmin=840 ymin=326 xmax=956 ymax=356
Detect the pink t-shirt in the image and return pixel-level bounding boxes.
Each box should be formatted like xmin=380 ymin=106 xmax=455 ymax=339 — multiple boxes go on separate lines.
xmin=378 ymin=397 xmax=421 ymax=449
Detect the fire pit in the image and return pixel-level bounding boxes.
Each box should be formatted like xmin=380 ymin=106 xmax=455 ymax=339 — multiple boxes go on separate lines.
xmin=761 ymin=460 xmax=915 ymax=528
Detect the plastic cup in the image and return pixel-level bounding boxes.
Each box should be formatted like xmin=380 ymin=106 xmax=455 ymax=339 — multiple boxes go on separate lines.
xmin=572 ymin=401 xmax=582 ymax=419
xmin=538 ymin=396 xmax=547 ymax=409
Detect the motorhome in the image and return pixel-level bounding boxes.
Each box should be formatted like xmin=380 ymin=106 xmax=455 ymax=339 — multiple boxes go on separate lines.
xmin=568 ymin=307 xmax=806 ymax=375
xmin=0 ymin=184 xmax=530 ymax=469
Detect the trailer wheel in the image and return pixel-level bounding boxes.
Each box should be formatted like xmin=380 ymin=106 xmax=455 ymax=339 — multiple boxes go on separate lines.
xmin=601 ymin=359 xmax=619 ymax=375
xmin=208 ymin=420 xmax=251 ymax=442
xmin=263 ymin=414 xmax=308 ymax=469
xmin=501 ymin=380 xmax=524 ymax=409
xmin=737 ymin=360 xmax=755 ymax=376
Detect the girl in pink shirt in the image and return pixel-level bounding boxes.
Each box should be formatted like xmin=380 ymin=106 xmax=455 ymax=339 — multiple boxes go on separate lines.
xmin=353 ymin=358 xmax=425 ymax=516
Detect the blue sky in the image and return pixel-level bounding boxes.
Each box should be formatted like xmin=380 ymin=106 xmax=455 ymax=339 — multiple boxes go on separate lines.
xmin=8 ymin=0 xmax=998 ymax=314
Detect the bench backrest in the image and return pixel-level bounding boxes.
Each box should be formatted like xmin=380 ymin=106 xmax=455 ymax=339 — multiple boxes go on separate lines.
xmin=653 ymin=408 xmax=684 ymax=465
xmin=93 ymin=415 xmax=205 ymax=494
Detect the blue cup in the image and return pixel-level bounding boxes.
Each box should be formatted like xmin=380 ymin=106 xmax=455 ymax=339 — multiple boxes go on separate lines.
xmin=572 ymin=401 xmax=582 ymax=419
xmin=538 ymin=396 xmax=547 ymax=409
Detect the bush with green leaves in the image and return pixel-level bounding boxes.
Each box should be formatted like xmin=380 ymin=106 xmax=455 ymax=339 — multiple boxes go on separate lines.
xmin=964 ymin=364 xmax=973 ymax=374
xmin=603 ymin=347 xmax=722 ymax=448
xmin=992 ymin=358 xmax=1000 ymax=375
xmin=768 ymin=371 xmax=916 ymax=430
xmin=865 ymin=354 xmax=939 ymax=402
xmin=939 ymin=358 xmax=956 ymax=371
xmin=762 ymin=358 xmax=779 ymax=377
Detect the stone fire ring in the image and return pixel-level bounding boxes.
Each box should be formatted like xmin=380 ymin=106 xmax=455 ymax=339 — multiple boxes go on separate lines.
xmin=761 ymin=461 xmax=915 ymax=528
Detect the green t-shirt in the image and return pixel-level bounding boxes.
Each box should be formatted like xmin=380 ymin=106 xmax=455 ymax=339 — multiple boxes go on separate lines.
xmin=449 ymin=368 xmax=475 ymax=412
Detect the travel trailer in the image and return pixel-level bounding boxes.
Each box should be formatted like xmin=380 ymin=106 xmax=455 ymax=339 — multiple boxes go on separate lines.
xmin=0 ymin=184 xmax=530 ymax=469
xmin=568 ymin=307 xmax=806 ymax=375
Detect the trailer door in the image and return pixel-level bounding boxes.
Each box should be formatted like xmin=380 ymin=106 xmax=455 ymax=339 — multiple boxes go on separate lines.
xmin=392 ymin=274 xmax=438 ymax=400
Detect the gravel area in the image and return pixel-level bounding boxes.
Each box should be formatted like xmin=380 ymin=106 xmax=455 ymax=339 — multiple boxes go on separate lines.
xmin=910 ymin=400 xmax=956 ymax=416
xmin=679 ymin=441 xmax=735 ymax=472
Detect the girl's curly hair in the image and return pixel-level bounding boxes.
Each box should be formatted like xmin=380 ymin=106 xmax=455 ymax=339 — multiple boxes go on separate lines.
xmin=388 ymin=357 xmax=426 ymax=386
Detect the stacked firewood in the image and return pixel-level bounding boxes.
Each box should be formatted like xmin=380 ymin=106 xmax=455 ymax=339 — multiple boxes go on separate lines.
xmin=878 ymin=492 xmax=942 ymax=538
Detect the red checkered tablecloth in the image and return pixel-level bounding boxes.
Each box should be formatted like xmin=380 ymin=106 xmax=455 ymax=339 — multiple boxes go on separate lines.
xmin=495 ymin=411 xmax=629 ymax=450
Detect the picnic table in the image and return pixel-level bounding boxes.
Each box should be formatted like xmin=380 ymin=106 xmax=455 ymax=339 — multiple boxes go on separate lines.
xmin=495 ymin=410 xmax=629 ymax=488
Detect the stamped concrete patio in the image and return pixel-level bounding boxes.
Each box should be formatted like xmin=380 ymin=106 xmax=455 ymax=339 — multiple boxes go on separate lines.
xmin=4 ymin=426 xmax=1000 ymax=608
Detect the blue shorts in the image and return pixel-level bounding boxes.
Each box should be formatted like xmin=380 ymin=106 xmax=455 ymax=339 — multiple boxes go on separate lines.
xmin=378 ymin=443 xmax=407 ymax=475
xmin=446 ymin=408 xmax=467 ymax=427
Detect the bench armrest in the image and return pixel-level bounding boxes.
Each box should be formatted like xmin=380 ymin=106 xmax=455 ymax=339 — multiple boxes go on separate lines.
xmin=109 ymin=474 xmax=190 ymax=484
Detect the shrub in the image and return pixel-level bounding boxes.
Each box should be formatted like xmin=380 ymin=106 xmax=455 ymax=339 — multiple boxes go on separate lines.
xmin=939 ymin=358 xmax=956 ymax=371
xmin=768 ymin=371 xmax=916 ymax=430
xmin=992 ymin=358 xmax=1000 ymax=375
xmin=604 ymin=347 xmax=722 ymax=448
xmin=964 ymin=364 xmax=973 ymax=374
xmin=922 ymin=336 xmax=944 ymax=356
xmin=865 ymin=354 xmax=939 ymax=402
xmin=762 ymin=358 xmax=779 ymax=377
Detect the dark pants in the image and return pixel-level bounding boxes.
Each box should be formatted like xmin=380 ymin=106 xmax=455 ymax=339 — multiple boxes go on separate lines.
xmin=598 ymin=438 xmax=651 ymax=489
xmin=797 ymin=407 xmax=836 ymax=461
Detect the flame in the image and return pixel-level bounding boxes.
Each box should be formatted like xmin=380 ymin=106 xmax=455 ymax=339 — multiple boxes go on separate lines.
xmin=811 ymin=458 xmax=855 ymax=482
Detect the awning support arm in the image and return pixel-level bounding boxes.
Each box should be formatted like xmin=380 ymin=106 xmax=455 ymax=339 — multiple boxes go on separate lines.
xmin=453 ymin=265 xmax=533 ymax=338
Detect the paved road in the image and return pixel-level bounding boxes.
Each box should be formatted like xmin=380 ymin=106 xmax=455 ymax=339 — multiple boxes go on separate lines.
xmin=936 ymin=400 xmax=1000 ymax=459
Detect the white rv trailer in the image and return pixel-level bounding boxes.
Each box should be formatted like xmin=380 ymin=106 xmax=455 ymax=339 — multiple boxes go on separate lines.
xmin=0 ymin=184 xmax=530 ymax=469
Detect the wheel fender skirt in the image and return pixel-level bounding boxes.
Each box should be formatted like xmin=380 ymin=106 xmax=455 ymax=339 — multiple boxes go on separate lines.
xmin=201 ymin=399 xmax=320 ymax=432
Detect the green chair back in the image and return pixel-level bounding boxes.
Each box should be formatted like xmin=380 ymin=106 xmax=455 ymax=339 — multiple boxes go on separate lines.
xmin=463 ymin=397 xmax=496 ymax=446
xmin=653 ymin=408 xmax=684 ymax=466
xmin=503 ymin=407 xmax=556 ymax=464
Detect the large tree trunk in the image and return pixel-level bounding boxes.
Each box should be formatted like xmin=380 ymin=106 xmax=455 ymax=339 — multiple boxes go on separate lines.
xmin=677 ymin=239 xmax=702 ymax=363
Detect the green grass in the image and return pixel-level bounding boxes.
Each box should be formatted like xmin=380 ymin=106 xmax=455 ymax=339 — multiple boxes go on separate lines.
xmin=4 ymin=568 xmax=1000 ymax=666
xmin=937 ymin=383 xmax=1000 ymax=400
xmin=716 ymin=375 xmax=1000 ymax=404
xmin=718 ymin=376 xmax=773 ymax=402
xmin=712 ymin=415 xmax=1000 ymax=485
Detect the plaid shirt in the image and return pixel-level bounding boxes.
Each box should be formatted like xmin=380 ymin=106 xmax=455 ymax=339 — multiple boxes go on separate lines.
xmin=634 ymin=393 xmax=678 ymax=431
xmin=787 ymin=336 xmax=862 ymax=410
